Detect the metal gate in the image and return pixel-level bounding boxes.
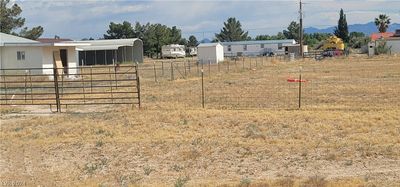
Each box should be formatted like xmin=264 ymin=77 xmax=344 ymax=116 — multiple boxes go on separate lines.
xmin=0 ymin=64 xmax=140 ymax=112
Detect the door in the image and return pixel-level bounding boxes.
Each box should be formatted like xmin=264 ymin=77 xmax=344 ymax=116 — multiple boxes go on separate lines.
xmin=60 ymin=49 xmax=68 ymax=75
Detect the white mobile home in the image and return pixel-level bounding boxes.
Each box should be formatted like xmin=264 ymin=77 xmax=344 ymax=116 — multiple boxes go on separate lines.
xmin=161 ymin=44 xmax=185 ymax=58
xmin=222 ymin=40 xmax=296 ymax=57
xmin=197 ymin=43 xmax=224 ymax=64
xmin=0 ymin=32 xmax=85 ymax=75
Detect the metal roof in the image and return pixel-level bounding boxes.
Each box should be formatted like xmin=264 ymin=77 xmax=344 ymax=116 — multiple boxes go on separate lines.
xmin=221 ymin=40 xmax=296 ymax=46
xmin=0 ymin=32 xmax=41 ymax=46
xmin=198 ymin=43 xmax=222 ymax=47
xmin=73 ymin=38 xmax=142 ymax=51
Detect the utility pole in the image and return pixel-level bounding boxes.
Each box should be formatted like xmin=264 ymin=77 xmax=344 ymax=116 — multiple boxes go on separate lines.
xmin=299 ymin=0 xmax=304 ymax=58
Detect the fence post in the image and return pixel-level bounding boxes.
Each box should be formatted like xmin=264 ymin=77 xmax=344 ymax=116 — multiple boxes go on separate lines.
xmin=197 ymin=60 xmax=200 ymax=76
xmin=135 ymin=62 xmax=141 ymax=109
xmin=153 ymin=61 xmax=157 ymax=82
xmin=161 ymin=61 xmax=164 ymax=77
xmin=53 ymin=66 xmax=61 ymax=113
xmin=250 ymin=57 xmax=252 ymax=70
xmin=235 ymin=58 xmax=237 ymax=70
xmin=261 ymin=56 xmax=264 ymax=66
xmin=298 ymin=67 xmax=302 ymax=109
xmin=242 ymin=57 xmax=245 ymax=70
xmin=184 ymin=60 xmax=187 ymax=78
xmin=24 ymin=70 xmax=27 ymax=103
xmin=208 ymin=60 xmax=211 ymax=77
xmin=256 ymin=57 xmax=258 ymax=69
xmin=188 ymin=60 xmax=191 ymax=74
xmin=218 ymin=61 xmax=220 ymax=72
xmin=170 ymin=61 xmax=174 ymax=81
xmin=227 ymin=60 xmax=230 ymax=73
xmin=2 ymin=74 xmax=7 ymax=105
xmin=201 ymin=69 xmax=205 ymax=108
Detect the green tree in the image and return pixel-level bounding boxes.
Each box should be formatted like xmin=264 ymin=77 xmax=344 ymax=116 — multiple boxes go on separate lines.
xmin=348 ymin=32 xmax=369 ymax=49
xmin=334 ymin=9 xmax=349 ymax=43
xmin=255 ymin=35 xmax=273 ymax=40
xmin=169 ymin=26 xmax=182 ymax=44
xmin=104 ymin=21 xmax=135 ymax=39
xmin=375 ymin=14 xmax=391 ymax=33
xmin=283 ymin=21 xmax=301 ymax=42
xmin=0 ymin=0 xmax=43 ymax=39
xmin=19 ymin=26 xmax=44 ymax=40
xmin=273 ymin=32 xmax=286 ymax=40
xmin=215 ymin=17 xmax=249 ymax=42
xmin=187 ymin=35 xmax=198 ymax=47
xmin=145 ymin=23 xmax=171 ymax=58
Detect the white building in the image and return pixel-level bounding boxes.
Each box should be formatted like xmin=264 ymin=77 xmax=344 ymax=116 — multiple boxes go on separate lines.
xmin=197 ymin=43 xmax=224 ymax=64
xmin=368 ymin=30 xmax=400 ymax=56
xmin=161 ymin=44 xmax=185 ymax=58
xmin=222 ymin=39 xmax=296 ymax=57
xmin=0 ymin=32 xmax=85 ymax=75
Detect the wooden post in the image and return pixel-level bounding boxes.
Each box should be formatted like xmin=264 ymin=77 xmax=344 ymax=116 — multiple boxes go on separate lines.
xmin=242 ymin=57 xmax=245 ymax=70
xmin=161 ymin=61 xmax=164 ymax=77
xmin=153 ymin=61 xmax=157 ymax=82
xmin=227 ymin=60 xmax=230 ymax=73
xmin=170 ymin=61 xmax=174 ymax=81
xmin=184 ymin=60 xmax=187 ymax=78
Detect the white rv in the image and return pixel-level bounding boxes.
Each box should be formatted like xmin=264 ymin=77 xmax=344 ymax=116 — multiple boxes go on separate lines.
xmin=161 ymin=44 xmax=186 ymax=58
xmin=188 ymin=47 xmax=197 ymax=56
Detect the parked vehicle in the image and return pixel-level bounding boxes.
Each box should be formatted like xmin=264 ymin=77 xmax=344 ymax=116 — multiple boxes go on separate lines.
xmin=161 ymin=44 xmax=186 ymax=58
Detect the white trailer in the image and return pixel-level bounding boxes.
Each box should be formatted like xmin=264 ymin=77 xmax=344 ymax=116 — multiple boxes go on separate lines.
xmin=161 ymin=44 xmax=185 ymax=58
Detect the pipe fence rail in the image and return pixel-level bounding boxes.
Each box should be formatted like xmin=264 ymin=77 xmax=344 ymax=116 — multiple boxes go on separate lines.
xmin=0 ymin=64 xmax=140 ymax=112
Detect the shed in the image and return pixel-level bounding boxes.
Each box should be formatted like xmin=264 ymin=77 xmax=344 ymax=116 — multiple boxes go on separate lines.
xmin=73 ymin=38 xmax=143 ymax=66
xmin=197 ymin=43 xmax=224 ymax=64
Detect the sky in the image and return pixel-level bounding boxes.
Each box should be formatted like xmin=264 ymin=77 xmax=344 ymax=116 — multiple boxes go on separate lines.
xmin=13 ymin=0 xmax=400 ymax=40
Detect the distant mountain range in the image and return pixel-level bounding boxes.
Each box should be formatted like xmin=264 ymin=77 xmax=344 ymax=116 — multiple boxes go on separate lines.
xmin=305 ymin=22 xmax=400 ymax=35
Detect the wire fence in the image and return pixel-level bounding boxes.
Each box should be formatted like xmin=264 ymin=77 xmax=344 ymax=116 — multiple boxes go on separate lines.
xmin=138 ymin=57 xmax=400 ymax=110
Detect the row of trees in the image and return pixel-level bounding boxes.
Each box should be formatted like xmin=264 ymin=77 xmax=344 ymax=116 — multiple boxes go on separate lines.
xmin=104 ymin=21 xmax=198 ymax=58
xmin=213 ymin=9 xmax=392 ymax=50
xmin=0 ymin=0 xmax=44 ymax=39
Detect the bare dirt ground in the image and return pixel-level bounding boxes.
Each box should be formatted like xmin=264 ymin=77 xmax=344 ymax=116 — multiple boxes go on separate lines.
xmin=1 ymin=56 xmax=400 ymax=187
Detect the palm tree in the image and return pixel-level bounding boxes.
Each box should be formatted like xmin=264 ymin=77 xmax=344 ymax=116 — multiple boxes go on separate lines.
xmin=375 ymin=14 xmax=391 ymax=33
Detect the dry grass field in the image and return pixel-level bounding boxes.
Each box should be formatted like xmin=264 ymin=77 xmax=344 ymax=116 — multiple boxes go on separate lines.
xmin=1 ymin=55 xmax=400 ymax=187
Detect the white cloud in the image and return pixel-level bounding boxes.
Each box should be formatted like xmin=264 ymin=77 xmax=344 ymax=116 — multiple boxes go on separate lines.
xmin=12 ymin=0 xmax=400 ymax=40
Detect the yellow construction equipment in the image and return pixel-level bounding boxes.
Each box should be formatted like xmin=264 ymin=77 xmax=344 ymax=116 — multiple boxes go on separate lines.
xmin=320 ymin=36 xmax=345 ymax=51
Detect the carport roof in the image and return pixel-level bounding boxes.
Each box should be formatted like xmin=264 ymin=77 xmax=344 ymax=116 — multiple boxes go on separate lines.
xmin=72 ymin=38 xmax=142 ymax=51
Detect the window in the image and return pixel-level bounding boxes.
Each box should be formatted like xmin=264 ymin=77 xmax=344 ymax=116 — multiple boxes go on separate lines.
xmin=228 ymin=45 xmax=231 ymax=52
xmin=17 ymin=51 xmax=25 ymax=61
xmin=261 ymin=44 xmax=264 ymax=48
xmin=278 ymin=43 xmax=283 ymax=50
xmin=243 ymin=45 xmax=247 ymax=51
